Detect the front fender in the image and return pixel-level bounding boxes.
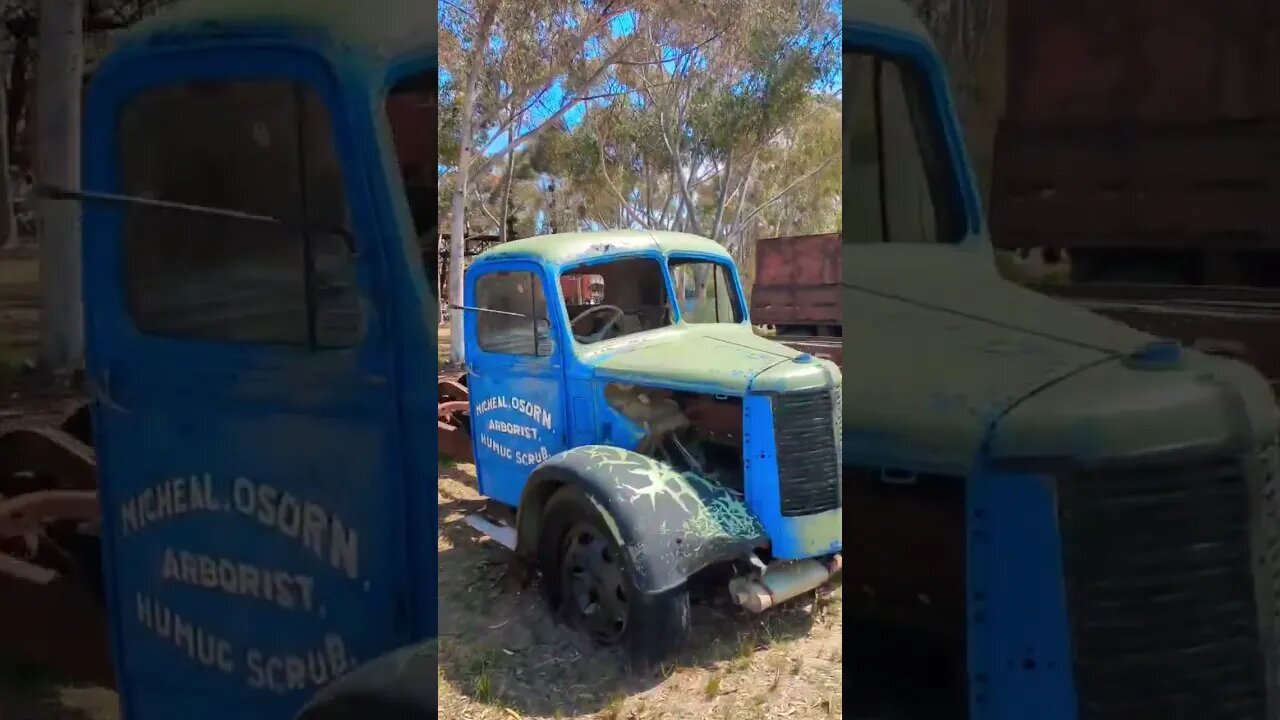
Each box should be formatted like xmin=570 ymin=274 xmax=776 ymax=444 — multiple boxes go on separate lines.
xmin=516 ymin=446 xmax=768 ymax=594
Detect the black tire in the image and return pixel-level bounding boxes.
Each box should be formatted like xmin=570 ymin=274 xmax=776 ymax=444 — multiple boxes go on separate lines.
xmin=293 ymin=642 xmax=437 ymax=720
xmin=536 ymin=485 xmax=690 ymax=668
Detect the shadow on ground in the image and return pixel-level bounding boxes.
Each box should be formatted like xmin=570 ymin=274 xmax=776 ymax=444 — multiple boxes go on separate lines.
xmin=436 ymin=465 xmax=839 ymax=717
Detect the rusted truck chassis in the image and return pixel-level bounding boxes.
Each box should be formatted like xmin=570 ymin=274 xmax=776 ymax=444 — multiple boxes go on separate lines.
xmin=751 ymin=233 xmax=842 ymax=366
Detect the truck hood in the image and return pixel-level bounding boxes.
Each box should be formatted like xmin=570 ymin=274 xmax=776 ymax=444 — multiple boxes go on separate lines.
xmin=844 ymin=243 xmax=1278 ymax=473
xmin=580 ymin=324 xmax=840 ymax=395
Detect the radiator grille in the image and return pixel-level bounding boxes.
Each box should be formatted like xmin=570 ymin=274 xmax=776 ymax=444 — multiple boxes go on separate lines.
xmin=1058 ymin=455 xmax=1266 ymax=719
xmin=773 ymin=389 xmax=840 ymax=516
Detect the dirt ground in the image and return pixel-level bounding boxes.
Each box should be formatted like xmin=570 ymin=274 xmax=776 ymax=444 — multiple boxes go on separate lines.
xmin=0 ymin=666 xmax=118 ymax=720
xmin=438 ymin=462 xmax=846 ymax=720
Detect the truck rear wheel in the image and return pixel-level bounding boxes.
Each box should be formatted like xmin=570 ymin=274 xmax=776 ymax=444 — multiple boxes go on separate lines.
xmin=537 ymin=486 xmax=690 ymax=667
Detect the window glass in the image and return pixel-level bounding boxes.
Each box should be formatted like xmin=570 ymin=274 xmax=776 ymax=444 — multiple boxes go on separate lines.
xmin=669 ymin=260 xmax=742 ymax=324
xmin=476 ymin=270 xmax=552 ymax=355
xmin=845 ymin=51 xmax=959 ymax=245
xmin=117 ymin=80 xmax=360 ymax=347
xmin=562 ymin=258 xmax=671 ymax=344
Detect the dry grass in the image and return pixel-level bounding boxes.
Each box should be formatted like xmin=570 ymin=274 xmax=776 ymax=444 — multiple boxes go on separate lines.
xmin=0 ymin=660 xmax=118 ymax=720
xmin=0 ymin=247 xmax=39 ymax=383
xmin=437 ymin=463 xmax=845 ymax=720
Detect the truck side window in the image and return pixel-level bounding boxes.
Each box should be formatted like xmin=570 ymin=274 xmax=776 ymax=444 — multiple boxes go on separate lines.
xmin=475 ymin=271 xmax=551 ymax=356
xmin=117 ymin=80 xmax=361 ymax=348
xmin=669 ymin=260 xmax=742 ymax=324
xmin=846 ymin=51 xmax=960 ymax=245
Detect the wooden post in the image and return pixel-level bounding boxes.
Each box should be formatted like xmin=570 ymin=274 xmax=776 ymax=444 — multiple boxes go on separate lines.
xmin=0 ymin=43 xmax=15 ymax=250
xmin=35 ymin=0 xmax=85 ymax=373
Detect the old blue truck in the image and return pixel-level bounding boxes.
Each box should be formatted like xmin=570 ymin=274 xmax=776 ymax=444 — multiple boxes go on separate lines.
xmin=10 ymin=0 xmax=1277 ymax=717
xmin=844 ymin=1 xmax=1280 ymax=719
xmin=453 ymin=228 xmax=844 ymax=658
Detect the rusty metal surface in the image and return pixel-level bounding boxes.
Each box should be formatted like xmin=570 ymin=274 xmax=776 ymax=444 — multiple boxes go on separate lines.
xmin=1040 ymin=284 xmax=1280 ymax=386
xmin=0 ymin=490 xmax=99 ymax=540
xmin=0 ymin=425 xmax=98 ymax=491
xmin=992 ymin=123 xmax=1280 ymax=251
xmin=994 ymin=0 xmax=1280 ymax=253
xmin=751 ymin=233 xmax=841 ymax=331
xmin=0 ymin=417 xmax=111 ymax=686
xmin=844 ymin=464 xmax=966 ymax=641
xmin=1005 ymin=0 xmax=1277 ymax=126
xmin=0 ymin=566 xmax=114 ymax=686
xmin=439 ymin=376 xmax=473 ymax=462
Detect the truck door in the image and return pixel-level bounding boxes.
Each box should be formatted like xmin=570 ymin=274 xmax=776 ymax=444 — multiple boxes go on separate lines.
xmin=464 ymin=263 xmax=567 ymax=506
xmin=82 ymin=55 xmax=409 ymax=720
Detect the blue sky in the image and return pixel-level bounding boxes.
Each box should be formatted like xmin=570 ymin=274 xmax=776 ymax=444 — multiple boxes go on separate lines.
xmin=442 ymin=3 xmax=840 ymax=166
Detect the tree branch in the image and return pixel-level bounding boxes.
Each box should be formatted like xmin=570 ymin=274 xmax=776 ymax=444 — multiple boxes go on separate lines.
xmin=466 ymin=32 xmax=640 ymax=180
xmin=736 ymin=154 xmax=836 ymax=228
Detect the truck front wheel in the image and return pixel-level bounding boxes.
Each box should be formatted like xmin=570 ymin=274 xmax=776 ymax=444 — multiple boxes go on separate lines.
xmin=537 ymin=486 xmax=690 ymax=667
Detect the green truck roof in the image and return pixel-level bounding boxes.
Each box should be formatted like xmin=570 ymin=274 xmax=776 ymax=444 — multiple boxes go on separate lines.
xmin=476 ymin=230 xmax=733 ymax=268
xmin=845 ymin=0 xmax=936 ymax=52
xmin=125 ymin=0 xmax=432 ymax=61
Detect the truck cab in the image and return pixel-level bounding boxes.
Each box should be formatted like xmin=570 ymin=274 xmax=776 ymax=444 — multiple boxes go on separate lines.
xmin=73 ymin=2 xmax=436 ymax=719
xmin=848 ymin=1 xmax=1280 ymax=718
xmin=458 ymin=229 xmax=843 ymax=658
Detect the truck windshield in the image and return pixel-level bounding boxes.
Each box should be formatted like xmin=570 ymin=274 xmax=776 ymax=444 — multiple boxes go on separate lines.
xmin=846 ymin=50 xmax=962 ymax=245
xmin=561 ymin=258 xmax=674 ymax=344
xmin=669 ymin=259 xmax=743 ymax=324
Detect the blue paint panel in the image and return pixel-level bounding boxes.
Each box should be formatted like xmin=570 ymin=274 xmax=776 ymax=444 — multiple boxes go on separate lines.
xmin=743 ymin=395 xmax=842 ymax=559
xmin=465 ymin=260 xmax=568 ymax=507
xmin=374 ymin=54 xmax=439 ymax=643
xmin=83 ymin=40 xmax=421 ymax=720
xmin=967 ymin=471 xmax=1076 ymax=720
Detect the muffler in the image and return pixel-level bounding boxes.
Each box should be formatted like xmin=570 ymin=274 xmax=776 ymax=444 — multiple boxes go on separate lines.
xmin=729 ymin=554 xmax=842 ymax=613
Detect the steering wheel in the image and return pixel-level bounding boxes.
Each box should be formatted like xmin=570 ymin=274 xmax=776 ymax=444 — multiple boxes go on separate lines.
xmin=570 ymin=304 xmax=626 ymax=344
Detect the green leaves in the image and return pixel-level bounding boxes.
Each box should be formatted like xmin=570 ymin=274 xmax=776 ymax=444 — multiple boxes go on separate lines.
xmin=440 ymin=0 xmax=840 ymax=242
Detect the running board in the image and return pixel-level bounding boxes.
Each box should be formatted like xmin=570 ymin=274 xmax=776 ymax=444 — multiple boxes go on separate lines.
xmin=463 ymin=514 xmax=517 ymax=550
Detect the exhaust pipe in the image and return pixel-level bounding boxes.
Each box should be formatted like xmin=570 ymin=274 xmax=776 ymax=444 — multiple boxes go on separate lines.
xmin=729 ymin=554 xmax=841 ymax=613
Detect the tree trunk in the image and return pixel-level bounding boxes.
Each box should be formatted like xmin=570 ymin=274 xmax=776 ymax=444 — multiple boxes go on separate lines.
xmin=448 ymin=5 xmax=498 ymax=365
xmin=500 ymin=122 xmax=514 ymax=243
xmin=0 ymin=47 xmax=15 ymax=250
xmin=36 ymin=0 xmax=84 ymax=374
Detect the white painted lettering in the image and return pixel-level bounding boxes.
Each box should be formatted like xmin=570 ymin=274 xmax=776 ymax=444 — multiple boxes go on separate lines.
xmin=118 ymin=475 xmax=225 ymax=536
xmin=302 ymin=504 xmax=327 ymax=557
xmin=475 ymin=395 xmax=554 ymax=430
xmin=256 ymin=483 xmax=279 ymax=526
xmin=486 ymin=418 xmax=540 ymax=440
xmin=277 ymin=495 xmax=301 ymax=539
xmin=232 ymin=476 xmax=254 ymax=515
xmin=135 ymin=594 xmax=236 ymax=675
xmin=158 ymin=548 xmax=317 ymax=613
xmin=230 ymin=478 xmax=360 ymax=580
xmin=121 ymin=499 xmax=139 ymax=536
xmin=330 ymin=518 xmax=358 ymax=581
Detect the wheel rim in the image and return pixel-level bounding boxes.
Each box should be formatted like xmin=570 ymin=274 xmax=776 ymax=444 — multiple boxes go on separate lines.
xmin=560 ymin=522 xmax=629 ymax=644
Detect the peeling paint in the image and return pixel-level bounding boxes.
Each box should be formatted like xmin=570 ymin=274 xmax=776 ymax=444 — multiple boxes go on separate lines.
xmin=541 ymin=447 xmax=768 ymax=593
